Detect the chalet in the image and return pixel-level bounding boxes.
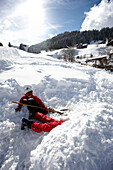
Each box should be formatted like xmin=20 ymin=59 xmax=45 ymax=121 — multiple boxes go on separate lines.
xmin=107 ymin=39 xmax=113 ymax=46
xmin=20 ymin=43 xmax=29 ymax=51
xmin=109 ymin=53 xmax=113 ymax=59
xmin=86 ymin=55 xmax=113 ymax=71
xmin=76 ymin=43 xmax=87 ymax=49
xmin=86 ymin=55 xmax=108 ymax=67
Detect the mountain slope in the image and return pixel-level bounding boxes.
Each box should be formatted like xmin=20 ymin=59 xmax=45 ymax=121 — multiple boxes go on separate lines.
xmin=0 ymin=47 xmax=113 ymax=170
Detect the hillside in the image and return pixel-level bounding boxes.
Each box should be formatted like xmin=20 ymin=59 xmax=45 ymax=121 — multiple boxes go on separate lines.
xmin=0 ymin=46 xmax=113 ymax=170
xmin=28 ymin=27 xmax=113 ymax=53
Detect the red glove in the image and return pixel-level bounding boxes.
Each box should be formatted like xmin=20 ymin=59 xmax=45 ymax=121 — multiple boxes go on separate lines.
xmin=15 ymin=107 xmax=21 ymax=112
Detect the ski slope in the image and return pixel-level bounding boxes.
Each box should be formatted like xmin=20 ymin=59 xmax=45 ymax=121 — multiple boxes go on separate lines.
xmin=0 ymin=46 xmax=113 ymax=170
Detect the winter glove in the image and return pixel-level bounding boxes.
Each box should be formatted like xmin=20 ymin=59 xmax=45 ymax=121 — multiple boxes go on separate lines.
xmin=48 ymin=107 xmax=55 ymax=113
xmin=15 ymin=107 xmax=21 ymax=112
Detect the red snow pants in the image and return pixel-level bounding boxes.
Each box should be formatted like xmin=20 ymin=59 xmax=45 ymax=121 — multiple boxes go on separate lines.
xmin=31 ymin=112 xmax=63 ymax=133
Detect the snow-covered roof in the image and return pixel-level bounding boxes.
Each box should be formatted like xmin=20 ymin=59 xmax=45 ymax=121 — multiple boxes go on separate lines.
xmin=86 ymin=55 xmax=107 ymax=62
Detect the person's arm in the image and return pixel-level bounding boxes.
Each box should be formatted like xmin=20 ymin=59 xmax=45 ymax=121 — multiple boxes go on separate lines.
xmin=34 ymin=96 xmax=48 ymax=110
xmin=15 ymin=96 xmax=26 ymax=112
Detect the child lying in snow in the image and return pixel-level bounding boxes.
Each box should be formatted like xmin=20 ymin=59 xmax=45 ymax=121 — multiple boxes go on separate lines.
xmin=15 ymin=86 xmax=69 ymax=132
xmin=21 ymin=112 xmax=69 ymax=132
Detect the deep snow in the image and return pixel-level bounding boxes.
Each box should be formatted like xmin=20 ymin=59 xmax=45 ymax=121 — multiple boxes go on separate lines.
xmin=0 ymin=45 xmax=113 ymax=170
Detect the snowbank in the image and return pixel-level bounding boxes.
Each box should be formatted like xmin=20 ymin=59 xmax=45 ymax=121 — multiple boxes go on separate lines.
xmin=30 ymin=102 xmax=113 ymax=170
xmin=0 ymin=46 xmax=113 ymax=170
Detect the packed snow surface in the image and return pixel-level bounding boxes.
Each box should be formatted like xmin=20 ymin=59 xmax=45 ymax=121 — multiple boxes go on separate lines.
xmin=0 ymin=46 xmax=113 ymax=170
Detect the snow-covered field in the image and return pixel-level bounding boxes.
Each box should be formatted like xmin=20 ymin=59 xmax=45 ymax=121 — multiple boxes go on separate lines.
xmin=0 ymin=45 xmax=113 ymax=170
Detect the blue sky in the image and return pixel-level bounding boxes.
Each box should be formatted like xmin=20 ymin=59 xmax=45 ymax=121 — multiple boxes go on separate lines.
xmin=0 ymin=0 xmax=112 ymax=46
xmin=45 ymin=0 xmax=101 ymax=31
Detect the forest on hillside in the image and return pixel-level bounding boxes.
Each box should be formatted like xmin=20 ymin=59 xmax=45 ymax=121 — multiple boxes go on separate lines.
xmin=28 ymin=27 xmax=113 ymax=53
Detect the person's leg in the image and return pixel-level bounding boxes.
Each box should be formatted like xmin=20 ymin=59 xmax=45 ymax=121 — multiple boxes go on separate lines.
xmin=34 ymin=112 xmax=58 ymax=123
xmin=21 ymin=117 xmax=69 ymax=132
xmin=29 ymin=108 xmax=48 ymax=119
xmin=29 ymin=111 xmax=34 ymax=119
xmin=21 ymin=118 xmax=34 ymax=130
xmin=31 ymin=120 xmax=63 ymax=133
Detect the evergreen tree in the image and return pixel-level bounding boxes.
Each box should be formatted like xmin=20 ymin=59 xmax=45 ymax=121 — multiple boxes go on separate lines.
xmin=0 ymin=42 xmax=3 ymax=46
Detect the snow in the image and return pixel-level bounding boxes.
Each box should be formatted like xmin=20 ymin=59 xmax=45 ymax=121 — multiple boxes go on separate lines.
xmin=75 ymin=43 xmax=113 ymax=64
xmin=0 ymin=45 xmax=113 ymax=170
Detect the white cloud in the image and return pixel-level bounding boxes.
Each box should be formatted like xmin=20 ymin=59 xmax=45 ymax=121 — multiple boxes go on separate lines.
xmin=3 ymin=20 xmax=12 ymax=28
xmin=81 ymin=0 xmax=113 ymax=31
xmin=42 ymin=0 xmax=69 ymax=5
xmin=0 ymin=0 xmax=48 ymax=46
xmin=48 ymin=33 xmax=57 ymax=38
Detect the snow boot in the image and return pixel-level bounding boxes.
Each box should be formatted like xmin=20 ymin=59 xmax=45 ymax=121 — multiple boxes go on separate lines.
xmin=62 ymin=117 xmax=70 ymax=122
xmin=21 ymin=118 xmax=34 ymax=130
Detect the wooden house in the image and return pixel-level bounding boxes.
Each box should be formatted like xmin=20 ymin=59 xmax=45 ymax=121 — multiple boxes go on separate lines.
xmin=86 ymin=56 xmax=108 ymax=67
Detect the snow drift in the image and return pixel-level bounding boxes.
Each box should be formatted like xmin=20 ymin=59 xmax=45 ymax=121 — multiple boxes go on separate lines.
xmin=0 ymin=45 xmax=113 ymax=170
